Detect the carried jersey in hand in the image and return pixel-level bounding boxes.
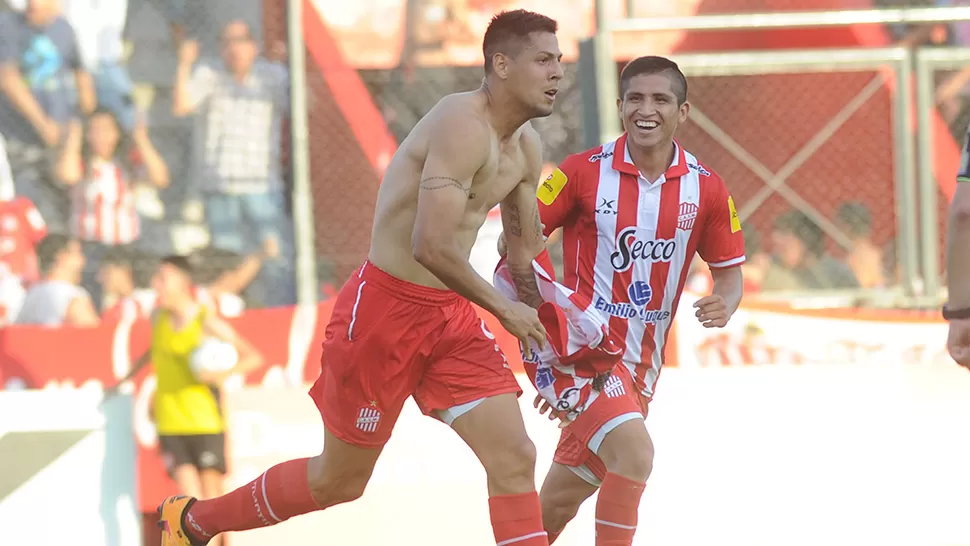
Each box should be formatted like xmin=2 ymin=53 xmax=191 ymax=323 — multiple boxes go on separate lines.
xmin=0 ymin=197 xmax=46 ymax=282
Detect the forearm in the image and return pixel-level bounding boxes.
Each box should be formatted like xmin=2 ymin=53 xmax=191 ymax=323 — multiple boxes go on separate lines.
xmin=502 ymin=197 xmax=545 ymax=308
xmin=172 ymin=65 xmax=193 ymax=116
xmin=135 ymin=138 xmax=169 ymax=187
xmin=947 ymin=186 xmax=970 ymax=307
xmin=0 ymin=72 xmax=50 ymax=129
xmin=75 ymin=71 xmax=95 ymax=114
xmin=711 ymin=266 xmax=744 ymax=316
xmin=416 ymin=246 xmax=510 ymax=319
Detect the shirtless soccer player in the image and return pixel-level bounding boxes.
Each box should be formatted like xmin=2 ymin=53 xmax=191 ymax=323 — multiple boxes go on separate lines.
xmin=156 ymin=10 xmax=563 ymax=546
xmin=503 ymin=56 xmax=746 ymax=544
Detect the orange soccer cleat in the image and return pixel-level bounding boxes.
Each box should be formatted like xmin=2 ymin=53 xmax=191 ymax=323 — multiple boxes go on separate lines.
xmin=157 ymin=495 xmax=198 ymax=546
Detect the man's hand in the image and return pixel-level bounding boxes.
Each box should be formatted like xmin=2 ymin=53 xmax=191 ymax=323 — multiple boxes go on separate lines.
xmin=947 ymin=319 xmax=970 ymax=370
xmin=177 ymin=39 xmax=200 ymax=68
xmin=533 ymin=394 xmax=569 ymax=429
xmin=499 ymin=301 xmax=547 ymax=360
xmin=693 ymin=294 xmax=730 ymax=328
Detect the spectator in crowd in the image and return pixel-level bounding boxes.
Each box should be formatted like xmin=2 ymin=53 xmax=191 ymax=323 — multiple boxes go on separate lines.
xmin=762 ymin=210 xmax=860 ymax=292
xmin=15 ymin=233 xmax=99 ymax=326
xmin=188 ymin=238 xmax=280 ymax=318
xmin=837 ymin=201 xmax=886 ymax=289
xmin=0 ymin=0 xmax=95 ymax=233
xmin=172 ymin=20 xmax=294 ymax=308
xmin=55 ymin=107 xmax=168 ymax=307
xmin=99 ymin=245 xmax=157 ymax=320
xmin=0 ymin=139 xmax=46 ymax=284
xmin=687 ymin=223 xmax=768 ymax=295
xmin=61 ymin=0 xmax=135 ymax=130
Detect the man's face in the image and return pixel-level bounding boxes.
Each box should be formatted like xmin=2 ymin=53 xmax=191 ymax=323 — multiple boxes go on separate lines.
xmin=152 ymin=264 xmax=191 ymax=308
xmin=618 ymin=73 xmax=689 ymax=152
xmin=99 ymin=263 xmax=132 ymax=296
xmin=772 ymin=229 xmax=805 ymax=268
xmin=500 ymin=31 xmax=563 ymax=118
xmin=58 ymin=240 xmax=85 ymax=275
xmin=221 ymin=21 xmax=258 ymax=75
xmin=26 ymin=0 xmax=57 ymax=26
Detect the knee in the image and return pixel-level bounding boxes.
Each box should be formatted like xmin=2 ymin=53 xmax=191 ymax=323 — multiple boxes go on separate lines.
xmin=481 ymin=436 xmax=538 ymax=491
xmin=600 ymin=427 xmax=654 ymax=483
xmin=540 ymin=490 xmax=583 ymax=535
xmin=306 ymin=454 xmax=372 ymax=508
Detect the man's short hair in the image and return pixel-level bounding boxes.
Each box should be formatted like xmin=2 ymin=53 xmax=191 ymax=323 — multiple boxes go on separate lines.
xmin=775 ymin=210 xmax=825 ymax=257
xmin=482 ymin=10 xmax=558 ymax=74
xmin=836 ymin=201 xmax=873 ymax=237
xmin=160 ymin=255 xmax=194 ymax=277
xmin=35 ymin=234 xmax=73 ymax=273
xmin=619 ymin=56 xmax=688 ymax=105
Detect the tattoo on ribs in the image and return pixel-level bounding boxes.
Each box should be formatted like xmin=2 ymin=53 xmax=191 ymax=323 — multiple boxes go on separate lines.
xmin=420 ymin=177 xmax=475 ymax=199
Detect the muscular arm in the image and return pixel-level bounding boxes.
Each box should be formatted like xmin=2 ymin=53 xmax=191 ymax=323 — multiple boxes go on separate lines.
xmin=411 ymin=110 xmax=514 ymax=321
xmin=501 ymin=129 xmax=546 ymax=309
xmin=947 ymin=182 xmax=970 ymax=308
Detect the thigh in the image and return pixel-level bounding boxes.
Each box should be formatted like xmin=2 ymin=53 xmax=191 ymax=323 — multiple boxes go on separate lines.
xmin=158 ymin=434 xmax=196 ymax=478
xmin=414 ymin=302 xmax=521 ymax=416
xmin=308 ymin=275 xmax=440 ymax=449
xmin=193 ymin=433 xmax=227 ymax=475
xmin=539 ymin=461 xmax=599 ymax=510
xmin=204 ymin=193 xmax=244 ymax=252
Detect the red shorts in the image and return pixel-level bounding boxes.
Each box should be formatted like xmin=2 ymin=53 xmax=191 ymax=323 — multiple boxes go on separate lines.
xmin=553 ymin=364 xmax=649 ymax=485
xmin=309 ymin=261 xmax=521 ymax=449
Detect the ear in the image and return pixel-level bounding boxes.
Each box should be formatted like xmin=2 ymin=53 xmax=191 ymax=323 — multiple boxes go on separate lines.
xmin=616 ymin=97 xmax=622 ymax=115
xmin=679 ymin=101 xmax=690 ymax=123
xmin=492 ymin=52 xmax=511 ymax=79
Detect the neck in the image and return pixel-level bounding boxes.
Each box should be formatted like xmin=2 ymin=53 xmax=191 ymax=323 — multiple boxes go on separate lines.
xmin=168 ymin=294 xmax=198 ymax=318
xmin=480 ymin=79 xmax=529 ymax=140
xmin=628 ymin=139 xmax=676 ymax=181
xmin=45 ymin=267 xmax=77 ymax=285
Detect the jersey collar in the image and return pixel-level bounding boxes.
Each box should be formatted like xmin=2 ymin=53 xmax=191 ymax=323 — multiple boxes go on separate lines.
xmin=611 ymin=133 xmax=690 ymax=181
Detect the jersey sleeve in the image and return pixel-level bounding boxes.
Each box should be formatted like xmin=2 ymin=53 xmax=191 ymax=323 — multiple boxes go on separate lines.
xmin=697 ymin=173 xmax=745 ymax=268
xmin=17 ymin=198 xmax=47 ymax=244
xmin=537 ymin=155 xmax=581 ymax=236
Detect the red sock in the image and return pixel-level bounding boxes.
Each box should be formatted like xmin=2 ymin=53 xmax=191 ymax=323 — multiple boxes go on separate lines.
xmin=488 ymin=491 xmax=549 ymax=545
xmin=594 ymin=473 xmax=646 ymax=546
xmin=183 ymin=458 xmax=321 ymax=544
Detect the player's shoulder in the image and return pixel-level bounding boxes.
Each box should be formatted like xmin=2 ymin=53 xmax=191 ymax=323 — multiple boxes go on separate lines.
xmin=558 ymin=141 xmax=617 ymax=176
xmin=426 ymin=92 xmax=491 ymax=138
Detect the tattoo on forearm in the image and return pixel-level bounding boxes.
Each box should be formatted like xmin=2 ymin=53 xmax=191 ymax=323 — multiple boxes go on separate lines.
xmin=420 ymin=176 xmax=475 ymax=199
xmin=510 ymin=267 xmax=544 ymax=309
xmin=506 ymin=203 xmax=522 ymax=237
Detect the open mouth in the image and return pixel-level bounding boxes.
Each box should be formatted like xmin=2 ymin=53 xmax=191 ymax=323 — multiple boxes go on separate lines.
xmin=634 ymin=120 xmax=659 ymax=131
xmin=544 ymin=89 xmax=558 ymax=100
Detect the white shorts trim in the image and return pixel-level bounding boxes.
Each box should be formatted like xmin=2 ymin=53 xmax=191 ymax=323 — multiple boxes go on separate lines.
xmin=587 ymin=412 xmax=643 ymax=454
xmin=436 ymin=397 xmax=487 ymax=426
xmin=566 ymin=463 xmax=602 ymax=487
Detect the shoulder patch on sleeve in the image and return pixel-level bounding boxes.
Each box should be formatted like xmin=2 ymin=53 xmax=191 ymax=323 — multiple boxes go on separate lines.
xmin=728 ymin=196 xmax=741 ymax=233
xmin=537 ymin=168 xmax=568 ymax=206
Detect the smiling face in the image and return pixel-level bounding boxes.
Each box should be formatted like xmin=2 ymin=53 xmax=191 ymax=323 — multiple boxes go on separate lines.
xmin=618 ymin=72 xmax=689 ymax=152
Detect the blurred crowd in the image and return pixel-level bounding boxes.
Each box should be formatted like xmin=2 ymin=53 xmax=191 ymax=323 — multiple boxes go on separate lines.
xmin=0 ymin=0 xmax=299 ymax=327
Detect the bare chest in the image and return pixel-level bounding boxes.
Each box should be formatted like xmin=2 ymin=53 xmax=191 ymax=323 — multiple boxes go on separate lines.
xmin=467 ymin=144 xmax=529 ymax=213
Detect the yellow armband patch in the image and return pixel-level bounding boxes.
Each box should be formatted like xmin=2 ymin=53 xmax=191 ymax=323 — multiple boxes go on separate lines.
xmin=728 ymin=196 xmax=741 ymax=233
xmin=537 ymin=168 xmax=568 ymax=206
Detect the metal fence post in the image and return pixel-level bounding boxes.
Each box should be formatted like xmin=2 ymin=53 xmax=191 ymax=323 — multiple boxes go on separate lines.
xmin=915 ymin=48 xmax=942 ymax=301
xmin=893 ymin=49 xmax=921 ymax=298
xmin=287 ymin=0 xmax=318 ymax=305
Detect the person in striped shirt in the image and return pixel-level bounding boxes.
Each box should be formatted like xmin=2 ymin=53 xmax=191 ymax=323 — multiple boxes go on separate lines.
xmin=55 ymin=107 xmax=169 ymax=308
xmin=504 ymin=56 xmax=746 ymax=544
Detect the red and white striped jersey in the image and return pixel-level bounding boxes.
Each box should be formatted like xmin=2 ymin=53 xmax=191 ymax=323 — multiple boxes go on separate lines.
xmin=538 ymin=134 xmax=745 ymax=397
xmin=71 ymin=158 xmax=140 ymax=245
xmin=0 ymin=197 xmax=47 ymax=283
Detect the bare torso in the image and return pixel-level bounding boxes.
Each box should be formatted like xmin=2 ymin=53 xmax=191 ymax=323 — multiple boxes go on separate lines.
xmin=368 ymin=91 xmax=540 ymax=289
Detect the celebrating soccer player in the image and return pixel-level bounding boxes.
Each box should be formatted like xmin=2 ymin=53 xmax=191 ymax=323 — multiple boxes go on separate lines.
xmin=156 ymin=10 xmax=564 ymax=546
